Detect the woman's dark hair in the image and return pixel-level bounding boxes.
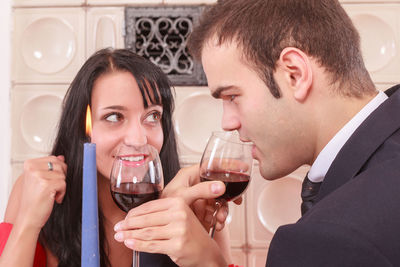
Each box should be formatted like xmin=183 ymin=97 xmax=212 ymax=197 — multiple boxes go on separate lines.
xmin=188 ymin=0 xmax=375 ymax=98
xmin=39 ymin=48 xmax=180 ymax=267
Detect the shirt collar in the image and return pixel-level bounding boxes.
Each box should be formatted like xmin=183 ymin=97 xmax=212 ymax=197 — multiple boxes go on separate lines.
xmin=308 ymin=91 xmax=388 ymax=183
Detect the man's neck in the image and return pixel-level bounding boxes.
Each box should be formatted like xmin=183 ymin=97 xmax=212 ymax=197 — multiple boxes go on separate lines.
xmin=310 ymin=89 xmax=378 ymax=164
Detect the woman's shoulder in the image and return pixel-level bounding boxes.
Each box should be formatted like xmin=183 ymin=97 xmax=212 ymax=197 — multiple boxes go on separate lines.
xmin=3 ymin=175 xmax=23 ymax=223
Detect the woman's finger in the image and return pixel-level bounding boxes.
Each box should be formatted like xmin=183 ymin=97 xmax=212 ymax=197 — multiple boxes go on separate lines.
xmin=126 ymin=197 xmax=179 ymax=217
xmin=117 ymin=209 xmax=172 ymax=231
xmin=115 ymin=224 xmax=174 ymax=242
xmin=124 ymin=239 xmax=176 ymax=256
xmin=52 ymin=179 xmax=67 ymax=204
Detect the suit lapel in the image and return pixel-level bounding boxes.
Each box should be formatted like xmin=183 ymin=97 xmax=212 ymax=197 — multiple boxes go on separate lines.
xmin=316 ymin=85 xmax=400 ymax=202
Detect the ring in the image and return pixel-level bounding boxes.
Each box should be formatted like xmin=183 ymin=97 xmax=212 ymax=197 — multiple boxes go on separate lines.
xmin=47 ymin=162 xmax=54 ymax=171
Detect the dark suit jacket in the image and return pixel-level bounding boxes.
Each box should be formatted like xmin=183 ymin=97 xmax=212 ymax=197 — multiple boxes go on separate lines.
xmin=266 ymin=84 xmax=400 ymax=267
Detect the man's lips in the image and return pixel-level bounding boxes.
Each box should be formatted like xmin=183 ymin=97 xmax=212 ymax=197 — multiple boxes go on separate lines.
xmin=119 ymin=154 xmax=148 ymax=167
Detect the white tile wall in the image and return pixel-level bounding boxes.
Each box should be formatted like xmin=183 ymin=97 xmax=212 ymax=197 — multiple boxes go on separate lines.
xmin=248 ymin=248 xmax=269 ymax=267
xmin=86 ymin=7 xmax=125 ymax=57
xmin=231 ymin=248 xmax=248 ymax=267
xmin=12 ymin=8 xmax=85 ymax=84
xmin=11 ymin=84 xmax=67 ymax=161
xmin=87 ymin=0 xmax=162 ymax=5
xmin=164 ymin=0 xmax=217 ymax=4
xmin=342 ymin=4 xmax=400 ymax=84
xmin=228 ymin=197 xmax=246 ymax=248
xmin=13 ymin=0 xmax=84 ymax=6
xmin=173 ymin=86 xmax=223 ymax=165
xmin=247 ymin=165 xmax=307 ymax=248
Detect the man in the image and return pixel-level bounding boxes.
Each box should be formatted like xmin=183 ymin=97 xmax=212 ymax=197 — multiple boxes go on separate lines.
xmin=187 ymin=0 xmax=400 ymax=266
xmin=113 ymin=0 xmax=400 ymax=266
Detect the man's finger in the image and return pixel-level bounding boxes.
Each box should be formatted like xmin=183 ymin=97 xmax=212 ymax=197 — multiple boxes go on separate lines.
xmin=181 ymin=181 xmax=226 ymax=205
xmin=161 ymin=164 xmax=200 ymax=198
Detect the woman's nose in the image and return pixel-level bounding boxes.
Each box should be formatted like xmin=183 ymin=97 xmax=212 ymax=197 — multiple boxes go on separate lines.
xmin=124 ymin=120 xmax=147 ymax=146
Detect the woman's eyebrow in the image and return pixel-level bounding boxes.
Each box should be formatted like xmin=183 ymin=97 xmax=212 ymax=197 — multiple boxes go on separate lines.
xmin=101 ymin=105 xmax=127 ymax=111
xmin=145 ymin=104 xmax=163 ymax=110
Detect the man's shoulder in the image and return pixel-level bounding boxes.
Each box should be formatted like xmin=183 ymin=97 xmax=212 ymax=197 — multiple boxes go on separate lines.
xmin=308 ymin=156 xmax=400 ymax=223
xmin=267 ymin=217 xmax=394 ymax=267
xmin=271 ymin=157 xmax=400 ymax=266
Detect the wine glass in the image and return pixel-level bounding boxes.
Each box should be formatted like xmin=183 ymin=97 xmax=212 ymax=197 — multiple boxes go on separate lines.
xmin=200 ymin=131 xmax=253 ymax=237
xmin=110 ymin=144 xmax=164 ymax=267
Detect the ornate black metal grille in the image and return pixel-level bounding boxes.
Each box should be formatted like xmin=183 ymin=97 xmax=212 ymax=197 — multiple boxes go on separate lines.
xmin=125 ymin=6 xmax=206 ymax=86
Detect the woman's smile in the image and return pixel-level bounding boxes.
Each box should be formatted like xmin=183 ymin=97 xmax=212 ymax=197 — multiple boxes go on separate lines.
xmin=119 ymin=154 xmax=148 ymax=167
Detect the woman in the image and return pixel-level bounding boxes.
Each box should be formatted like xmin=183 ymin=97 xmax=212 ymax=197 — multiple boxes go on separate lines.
xmin=0 ymin=48 xmax=230 ymax=267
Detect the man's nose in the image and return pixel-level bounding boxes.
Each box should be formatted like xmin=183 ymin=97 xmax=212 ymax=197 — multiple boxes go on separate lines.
xmin=221 ymin=109 xmax=241 ymax=131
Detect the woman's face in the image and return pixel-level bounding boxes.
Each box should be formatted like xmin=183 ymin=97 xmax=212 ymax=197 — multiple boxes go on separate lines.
xmin=90 ymin=71 xmax=164 ymax=179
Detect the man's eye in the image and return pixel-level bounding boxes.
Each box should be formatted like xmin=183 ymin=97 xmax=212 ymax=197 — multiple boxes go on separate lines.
xmin=145 ymin=111 xmax=162 ymax=123
xmin=105 ymin=113 xmax=122 ymax=122
xmin=223 ymin=95 xmax=237 ymax=102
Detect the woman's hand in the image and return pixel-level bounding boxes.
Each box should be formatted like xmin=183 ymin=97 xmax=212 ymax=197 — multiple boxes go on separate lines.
xmin=0 ymin=155 xmax=67 ymax=267
xmin=114 ymin=197 xmax=228 ymax=267
xmin=16 ymin=155 xmax=67 ymax=229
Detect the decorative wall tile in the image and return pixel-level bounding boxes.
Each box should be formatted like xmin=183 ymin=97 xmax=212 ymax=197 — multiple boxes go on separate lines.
xmin=248 ymin=248 xmax=268 ymax=267
xmin=343 ymin=4 xmax=400 ymax=83
xmin=246 ymin=165 xmax=308 ymax=248
xmin=86 ymin=7 xmax=125 ymax=57
xmin=87 ymin=0 xmax=162 ymax=5
xmin=125 ymin=6 xmax=206 ymax=85
xmin=13 ymin=0 xmax=84 ymax=7
xmin=164 ymin=0 xmax=216 ymax=4
xmin=12 ymin=8 xmax=85 ymax=83
xmin=228 ymin=197 xmax=246 ymax=248
xmin=173 ymin=86 xmax=223 ymax=165
xmin=11 ymin=85 xmax=67 ymax=160
xmin=231 ymin=248 xmax=247 ymax=267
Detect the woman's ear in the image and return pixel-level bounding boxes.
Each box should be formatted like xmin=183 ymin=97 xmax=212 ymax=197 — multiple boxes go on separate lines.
xmin=278 ymin=47 xmax=313 ymax=102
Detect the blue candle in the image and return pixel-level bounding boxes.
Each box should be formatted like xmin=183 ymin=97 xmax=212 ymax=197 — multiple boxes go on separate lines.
xmin=81 ymin=106 xmax=100 ymax=266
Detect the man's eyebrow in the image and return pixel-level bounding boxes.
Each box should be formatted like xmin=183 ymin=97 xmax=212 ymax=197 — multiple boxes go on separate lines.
xmin=211 ymin=86 xmax=235 ymax=98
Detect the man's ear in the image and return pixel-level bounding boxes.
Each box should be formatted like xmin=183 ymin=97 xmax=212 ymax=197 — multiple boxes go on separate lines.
xmin=278 ymin=47 xmax=313 ymax=102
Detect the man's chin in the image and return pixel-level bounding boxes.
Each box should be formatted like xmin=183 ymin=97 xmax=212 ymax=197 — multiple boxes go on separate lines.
xmin=258 ymin=163 xmax=282 ymax=181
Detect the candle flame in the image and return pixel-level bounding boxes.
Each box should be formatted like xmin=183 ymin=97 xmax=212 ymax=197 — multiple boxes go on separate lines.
xmin=85 ymin=105 xmax=92 ymax=137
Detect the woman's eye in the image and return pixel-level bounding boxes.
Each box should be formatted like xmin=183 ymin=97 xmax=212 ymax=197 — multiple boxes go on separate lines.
xmin=104 ymin=113 xmax=122 ymax=122
xmin=230 ymin=95 xmax=236 ymax=102
xmin=145 ymin=111 xmax=162 ymax=123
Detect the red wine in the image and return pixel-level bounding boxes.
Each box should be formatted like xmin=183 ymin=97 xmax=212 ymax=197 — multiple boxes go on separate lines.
xmin=111 ymin=182 xmax=161 ymax=212
xmin=200 ymin=170 xmax=250 ymax=201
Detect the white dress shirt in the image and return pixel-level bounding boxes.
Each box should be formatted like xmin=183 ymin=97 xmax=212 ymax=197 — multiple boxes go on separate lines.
xmin=308 ymin=91 xmax=389 ymax=183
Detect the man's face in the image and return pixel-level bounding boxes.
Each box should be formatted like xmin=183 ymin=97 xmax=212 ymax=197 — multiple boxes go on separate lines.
xmin=201 ymin=40 xmax=306 ymax=180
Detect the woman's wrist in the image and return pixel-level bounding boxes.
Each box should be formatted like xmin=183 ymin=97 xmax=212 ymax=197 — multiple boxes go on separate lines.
xmin=12 ymin=218 xmax=42 ymax=239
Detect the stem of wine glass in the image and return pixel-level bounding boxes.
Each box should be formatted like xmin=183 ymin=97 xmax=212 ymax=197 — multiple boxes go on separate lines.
xmin=133 ymin=250 xmax=139 ymax=267
xmin=209 ymin=201 xmax=222 ymax=238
